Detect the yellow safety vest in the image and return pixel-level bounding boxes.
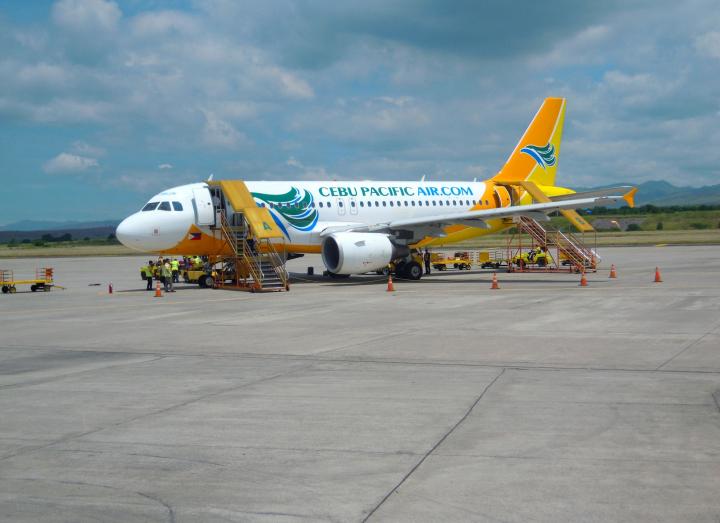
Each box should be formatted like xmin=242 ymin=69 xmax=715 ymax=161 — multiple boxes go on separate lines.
xmin=171 ymin=260 xmax=179 ymax=271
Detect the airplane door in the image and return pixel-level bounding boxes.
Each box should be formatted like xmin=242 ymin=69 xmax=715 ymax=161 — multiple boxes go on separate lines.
xmin=192 ymin=187 xmax=215 ymax=225
xmin=336 ymin=198 xmax=346 ymax=216
xmin=349 ymin=197 xmax=358 ymax=215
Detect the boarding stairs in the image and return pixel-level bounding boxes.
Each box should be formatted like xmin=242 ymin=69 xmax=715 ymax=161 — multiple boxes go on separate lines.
xmin=213 ymin=182 xmax=289 ymax=292
xmin=513 ymin=216 xmax=598 ymax=272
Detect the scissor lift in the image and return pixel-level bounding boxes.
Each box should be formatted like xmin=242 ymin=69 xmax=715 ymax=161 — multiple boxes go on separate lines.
xmin=1 ymin=268 xmax=58 ymax=294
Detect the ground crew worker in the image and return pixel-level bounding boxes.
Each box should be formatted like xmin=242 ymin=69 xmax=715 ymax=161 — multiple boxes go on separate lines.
xmin=171 ymin=258 xmax=179 ymax=283
xmin=161 ymin=259 xmax=174 ymax=292
xmin=424 ymin=249 xmax=431 ymax=275
xmin=143 ymin=261 xmax=154 ymax=290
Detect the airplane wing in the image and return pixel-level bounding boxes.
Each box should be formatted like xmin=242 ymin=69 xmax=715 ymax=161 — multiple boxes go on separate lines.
xmin=549 ymin=186 xmax=637 ymax=205
xmin=319 ymin=190 xmax=634 ymax=238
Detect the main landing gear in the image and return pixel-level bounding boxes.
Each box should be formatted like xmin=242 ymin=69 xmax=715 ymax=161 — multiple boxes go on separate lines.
xmin=394 ymin=260 xmax=423 ymax=281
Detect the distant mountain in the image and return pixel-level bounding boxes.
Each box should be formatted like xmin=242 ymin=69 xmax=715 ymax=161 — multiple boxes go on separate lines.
xmin=634 ymin=181 xmax=720 ymax=206
xmin=0 ymin=219 xmax=120 ymax=232
xmin=577 ymin=180 xmax=720 ymax=206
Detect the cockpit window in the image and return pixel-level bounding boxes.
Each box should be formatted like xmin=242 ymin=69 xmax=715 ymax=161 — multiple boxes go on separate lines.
xmin=172 ymin=201 xmax=183 ymax=211
xmin=142 ymin=202 xmax=159 ymax=211
xmin=158 ymin=201 xmax=171 ymax=211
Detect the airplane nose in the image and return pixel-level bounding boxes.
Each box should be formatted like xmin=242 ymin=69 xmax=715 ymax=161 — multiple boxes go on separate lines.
xmin=115 ymin=214 xmax=146 ymax=250
xmin=115 ymin=217 xmax=132 ymax=247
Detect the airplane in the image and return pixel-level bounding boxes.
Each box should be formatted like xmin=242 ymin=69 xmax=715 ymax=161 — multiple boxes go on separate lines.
xmin=116 ymin=97 xmax=636 ymax=280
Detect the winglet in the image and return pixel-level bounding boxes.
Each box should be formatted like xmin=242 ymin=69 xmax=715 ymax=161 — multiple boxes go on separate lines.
xmin=623 ymin=187 xmax=637 ymax=208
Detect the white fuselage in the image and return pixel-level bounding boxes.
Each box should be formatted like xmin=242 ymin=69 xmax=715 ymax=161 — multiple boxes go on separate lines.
xmin=116 ymin=180 xmax=498 ymax=253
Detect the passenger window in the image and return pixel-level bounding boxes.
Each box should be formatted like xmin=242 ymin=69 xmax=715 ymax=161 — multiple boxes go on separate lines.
xmin=158 ymin=201 xmax=171 ymax=211
xmin=412 ymin=201 xmax=416 ymax=206
xmin=439 ymin=201 xmax=443 ymax=206
xmin=389 ymin=201 xmax=394 ymax=207
xmin=351 ymin=201 xmax=356 ymax=207
xmin=382 ymin=201 xmax=387 ymax=207
xmin=319 ymin=202 xmax=324 ymax=208
xmin=338 ymin=201 xmax=344 ymax=207
xmin=142 ymin=202 xmax=159 ymax=211
xmin=172 ymin=201 xmax=183 ymax=211
xmin=446 ymin=200 xmax=450 ymax=206
xmin=327 ymin=202 xmax=332 ymax=208
xmin=404 ymin=201 xmax=409 ymax=206
xmin=375 ymin=201 xmax=379 ymax=207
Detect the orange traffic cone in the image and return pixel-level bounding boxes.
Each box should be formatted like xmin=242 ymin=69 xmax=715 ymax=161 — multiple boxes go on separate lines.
xmin=108 ymin=282 xmax=113 ymax=294
xmin=491 ymin=272 xmax=500 ymax=290
xmin=580 ymin=271 xmax=588 ymax=287
xmin=386 ymin=274 xmax=395 ymax=292
xmin=654 ymin=267 xmax=663 ymax=283
xmin=609 ymin=264 xmax=617 ymax=278
xmin=154 ymin=280 xmax=163 ymax=297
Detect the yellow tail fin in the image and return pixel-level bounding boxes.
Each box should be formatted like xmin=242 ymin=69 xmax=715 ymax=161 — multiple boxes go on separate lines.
xmin=493 ymin=97 xmax=566 ymax=187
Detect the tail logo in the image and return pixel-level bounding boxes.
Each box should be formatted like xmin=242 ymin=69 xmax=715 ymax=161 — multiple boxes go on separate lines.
xmin=520 ymin=143 xmax=556 ymax=169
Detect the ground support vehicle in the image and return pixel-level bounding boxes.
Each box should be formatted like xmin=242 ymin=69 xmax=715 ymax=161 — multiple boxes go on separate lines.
xmin=375 ymin=252 xmax=425 ymax=280
xmin=182 ymin=268 xmax=218 ymax=288
xmin=478 ymin=250 xmax=506 ymax=269
xmin=431 ymin=252 xmax=472 ymax=271
xmin=1 ymin=268 xmax=59 ymax=294
xmin=511 ymin=247 xmax=554 ymax=269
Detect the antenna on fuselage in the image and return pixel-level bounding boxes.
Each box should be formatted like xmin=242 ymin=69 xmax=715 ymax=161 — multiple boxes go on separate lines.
xmin=473 ymin=177 xmax=477 ymax=182
xmin=207 ymin=173 xmax=214 ymax=181
xmin=420 ymin=175 xmax=426 ymax=182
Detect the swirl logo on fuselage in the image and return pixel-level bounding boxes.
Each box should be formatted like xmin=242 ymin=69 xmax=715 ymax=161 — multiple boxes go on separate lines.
xmin=520 ymin=143 xmax=556 ymax=169
xmin=251 ymin=187 xmax=318 ymax=239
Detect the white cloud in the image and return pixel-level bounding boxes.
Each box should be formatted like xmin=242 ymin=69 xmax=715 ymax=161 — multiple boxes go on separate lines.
xmin=131 ymin=10 xmax=199 ymax=38
xmin=43 ymin=152 xmax=99 ymax=174
xmin=201 ymin=110 xmax=247 ymax=149
xmin=72 ymin=140 xmax=105 ymax=157
xmin=695 ymin=31 xmax=720 ymax=59
xmin=158 ymin=163 xmax=173 ymax=169
xmin=52 ymin=0 xmax=121 ymax=34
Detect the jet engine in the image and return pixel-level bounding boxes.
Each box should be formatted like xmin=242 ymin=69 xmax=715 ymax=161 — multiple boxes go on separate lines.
xmin=321 ymin=232 xmax=406 ymax=275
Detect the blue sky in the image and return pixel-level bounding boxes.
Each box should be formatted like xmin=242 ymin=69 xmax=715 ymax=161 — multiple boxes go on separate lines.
xmin=1 ymin=0 xmax=719 ymax=225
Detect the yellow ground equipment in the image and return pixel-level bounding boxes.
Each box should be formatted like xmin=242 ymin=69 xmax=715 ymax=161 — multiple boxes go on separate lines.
xmin=375 ymin=251 xmax=425 ymax=279
xmin=182 ymin=268 xmax=219 ymax=288
xmin=511 ymin=247 xmax=554 ymax=268
xmin=478 ymin=250 xmax=506 ymax=269
xmin=1 ymin=268 xmax=59 ymax=294
xmin=431 ymin=252 xmax=472 ymax=271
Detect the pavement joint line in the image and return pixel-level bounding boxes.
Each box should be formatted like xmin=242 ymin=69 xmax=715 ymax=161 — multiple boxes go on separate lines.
xmin=654 ymin=318 xmax=720 ymax=371
xmin=136 ymin=491 xmax=175 ymax=523
xmin=0 ymin=360 xmax=316 ymax=463
xmin=3 ymin=345 xmax=720 ymax=375
xmin=361 ymin=368 xmax=506 ymax=522
xmin=0 ymin=355 xmax=166 ymax=391
xmin=713 ymin=392 xmax=720 ymax=414
xmin=311 ymin=330 xmax=410 ymax=357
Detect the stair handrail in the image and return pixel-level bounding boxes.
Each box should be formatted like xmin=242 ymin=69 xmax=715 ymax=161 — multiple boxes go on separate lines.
xmin=519 ymin=216 xmax=595 ymax=272
xmin=240 ymin=237 xmax=264 ymax=286
xmin=218 ymin=212 xmax=264 ymax=287
xmin=262 ymin=239 xmax=289 ymax=288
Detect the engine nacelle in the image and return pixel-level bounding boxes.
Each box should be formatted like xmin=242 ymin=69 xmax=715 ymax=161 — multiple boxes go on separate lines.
xmin=321 ymin=232 xmax=403 ymax=274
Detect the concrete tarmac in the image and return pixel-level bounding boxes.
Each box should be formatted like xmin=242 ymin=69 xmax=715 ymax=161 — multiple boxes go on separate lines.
xmin=0 ymin=246 xmax=719 ymax=522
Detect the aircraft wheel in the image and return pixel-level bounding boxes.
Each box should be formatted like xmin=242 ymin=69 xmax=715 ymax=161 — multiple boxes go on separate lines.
xmin=31 ymin=285 xmax=37 ymax=292
xmin=201 ymin=275 xmax=215 ymax=288
xmin=404 ymin=261 xmax=423 ymax=281
xmin=1 ymin=285 xmax=8 ymax=294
